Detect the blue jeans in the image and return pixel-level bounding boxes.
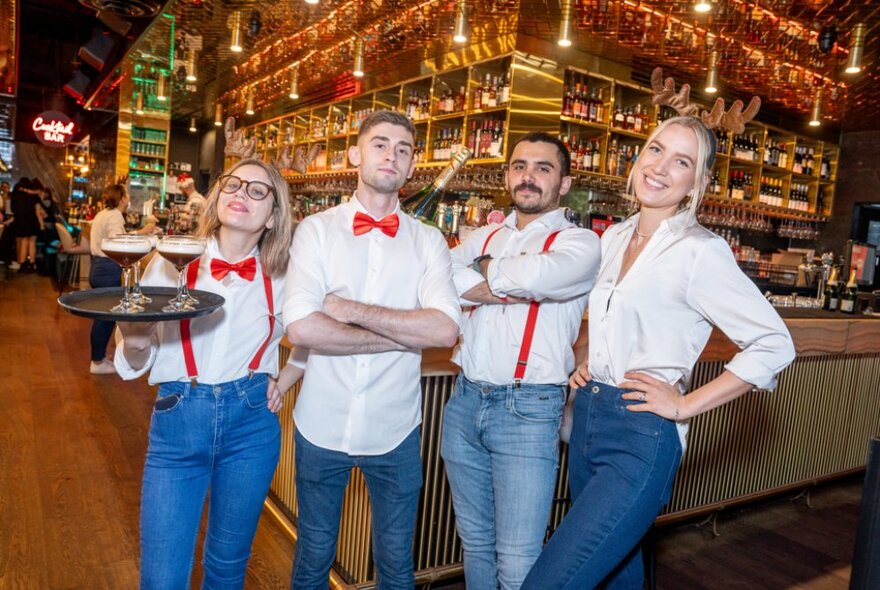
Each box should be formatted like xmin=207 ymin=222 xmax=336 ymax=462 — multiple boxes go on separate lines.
xmin=140 ymin=374 xmax=281 ymax=590
xmin=441 ymin=375 xmax=565 ymax=590
xmin=89 ymin=256 xmax=122 ymax=361
xmin=291 ymin=427 xmax=423 ymax=590
xmin=522 ymin=380 xmax=682 ymax=590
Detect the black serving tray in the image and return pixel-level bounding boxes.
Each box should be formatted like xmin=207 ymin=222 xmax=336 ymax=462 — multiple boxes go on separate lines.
xmin=58 ymin=287 xmax=225 ymax=322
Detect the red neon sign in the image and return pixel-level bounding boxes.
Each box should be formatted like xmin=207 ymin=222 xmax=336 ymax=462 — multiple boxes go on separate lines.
xmin=32 ymin=111 xmax=75 ymax=147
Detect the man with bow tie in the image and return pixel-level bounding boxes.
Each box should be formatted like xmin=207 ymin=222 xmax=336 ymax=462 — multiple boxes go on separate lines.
xmin=283 ymin=110 xmax=460 ymax=590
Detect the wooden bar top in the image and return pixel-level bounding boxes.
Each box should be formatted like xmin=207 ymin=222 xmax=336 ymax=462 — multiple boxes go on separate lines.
xmin=418 ymin=309 xmax=880 ymax=375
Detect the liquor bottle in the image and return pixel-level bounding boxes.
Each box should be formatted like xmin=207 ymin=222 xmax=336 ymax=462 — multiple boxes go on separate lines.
xmin=562 ymin=85 xmax=573 ymax=117
xmin=839 ymin=269 xmax=858 ymax=314
xmin=822 ymin=266 xmax=839 ymax=311
xmin=435 ymin=202 xmax=449 ymax=234
xmin=401 ymin=146 xmax=472 ymax=222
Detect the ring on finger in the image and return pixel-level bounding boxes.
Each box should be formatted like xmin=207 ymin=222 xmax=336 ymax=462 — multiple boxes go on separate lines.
xmin=639 ymin=392 xmax=646 ymax=402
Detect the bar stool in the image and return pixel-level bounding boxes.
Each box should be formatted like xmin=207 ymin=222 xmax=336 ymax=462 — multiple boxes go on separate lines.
xmin=55 ymin=222 xmax=89 ymax=294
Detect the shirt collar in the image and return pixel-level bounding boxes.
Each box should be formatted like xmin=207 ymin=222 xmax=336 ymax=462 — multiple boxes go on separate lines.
xmin=207 ymin=235 xmax=259 ymax=263
xmin=624 ymin=208 xmax=696 ymax=237
xmin=503 ymin=207 xmax=566 ymax=232
xmin=348 ymin=191 xmax=402 ymax=219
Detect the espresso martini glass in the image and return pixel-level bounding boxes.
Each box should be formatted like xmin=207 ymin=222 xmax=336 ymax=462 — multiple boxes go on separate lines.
xmin=157 ymin=235 xmax=207 ymax=312
xmin=100 ymin=235 xmax=154 ymax=313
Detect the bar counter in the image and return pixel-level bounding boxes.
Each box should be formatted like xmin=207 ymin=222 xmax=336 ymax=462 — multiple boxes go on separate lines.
xmin=266 ymin=310 xmax=880 ymax=589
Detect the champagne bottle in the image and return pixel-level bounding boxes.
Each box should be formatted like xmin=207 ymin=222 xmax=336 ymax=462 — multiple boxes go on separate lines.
xmin=401 ymin=146 xmax=471 ymax=222
xmin=447 ymin=203 xmax=462 ymax=248
xmin=839 ymin=269 xmax=858 ymax=314
xmin=822 ymin=266 xmax=839 ymax=311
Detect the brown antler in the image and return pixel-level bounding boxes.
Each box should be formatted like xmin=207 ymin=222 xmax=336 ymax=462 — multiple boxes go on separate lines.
xmin=224 ymin=117 xmax=259 ymax=160
xmin=700 ymin=96 xmax=761 ymax=134
xmin=271 ymin=144 xmax=321 ymax=174
xmin=650 ymin=67 xmax=699 ymax=117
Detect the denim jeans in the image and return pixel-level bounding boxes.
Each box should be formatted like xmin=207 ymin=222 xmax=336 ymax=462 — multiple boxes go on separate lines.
xmin=291 ymin=426 xmax=423 ymax=590
xmin=140 ymin=373 xmax=281 ymax=590
xmin=521 ymin=380 xmax=682 ymax=590
xmin=441 ymin=375 xmax=565 ymax=590
xmin=89 ymin=256 xmax=122 ymax=361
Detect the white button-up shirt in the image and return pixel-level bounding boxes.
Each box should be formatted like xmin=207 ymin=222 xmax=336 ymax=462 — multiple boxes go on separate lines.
xmin=89 ymin=208 xmax=126 ymax=256
xmin=452 ymin=208 xmax=601 ymax=385
xmin=282 ymin=196 xmax=461 ymax=455
xmin=115 ymin=238 xmax=286 ymax=384
xmin=588 ymin=211 xmax=796 ymax=448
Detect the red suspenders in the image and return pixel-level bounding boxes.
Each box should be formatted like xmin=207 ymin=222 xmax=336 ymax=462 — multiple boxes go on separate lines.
xmin=472 ymin=227 xmax=563 ymax=384
xmin=179 ymin=258 xmax=275 ymax=384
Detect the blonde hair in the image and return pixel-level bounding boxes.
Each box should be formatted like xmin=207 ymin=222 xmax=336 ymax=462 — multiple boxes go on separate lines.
xmin=197 ymin=159 xmax=292 ymax=277
xmin=625 ymin=116 xmax=715 ymax=224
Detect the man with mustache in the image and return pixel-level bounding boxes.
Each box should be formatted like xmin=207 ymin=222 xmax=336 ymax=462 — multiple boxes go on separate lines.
xmin=441 ymin=132 xmax=601 ymax=590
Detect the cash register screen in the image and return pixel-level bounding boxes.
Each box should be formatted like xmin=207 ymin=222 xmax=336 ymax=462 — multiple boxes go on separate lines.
xmin=846 ymin=241 xmax=877 ymax=286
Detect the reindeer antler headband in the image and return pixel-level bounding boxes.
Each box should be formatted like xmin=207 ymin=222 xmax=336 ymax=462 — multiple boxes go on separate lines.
xmin=223 ymin=117 xmax=320 ymax=175
xmin=650 ymin=67 xmax=761 ymax=135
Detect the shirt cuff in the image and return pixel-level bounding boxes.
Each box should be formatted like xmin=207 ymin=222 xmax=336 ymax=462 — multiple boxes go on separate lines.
xmin=724 ymin=355 xmax=778 ymax=391
xmin=282 ymin=301 xmax=322 ymax=330
xmin=455 ymin=267 xmax=487 ymax=303
xmin=287 ymin=346 xmax=309 ymax=370
xmin=113 ymin=339 xmax=157 ymax=381
xmin=484 ymin=259 xmax=508 ymax=298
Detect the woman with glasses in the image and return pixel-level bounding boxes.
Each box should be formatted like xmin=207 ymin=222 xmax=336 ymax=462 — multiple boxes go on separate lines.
xmin=115 ymin=159 xmax=305 ymax=589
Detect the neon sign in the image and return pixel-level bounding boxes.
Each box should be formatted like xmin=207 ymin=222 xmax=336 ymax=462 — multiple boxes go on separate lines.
xmin=32 ymin=111 xmax=75 ymax=147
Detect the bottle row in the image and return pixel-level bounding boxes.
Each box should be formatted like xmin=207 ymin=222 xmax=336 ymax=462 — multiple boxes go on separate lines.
xmin=823 ymin=267 xmax=860 ymax=314
xmin=131 ymin=141 xmax=166 ymax=157
xmin=131 ymin=127 xmax=167 ymax=143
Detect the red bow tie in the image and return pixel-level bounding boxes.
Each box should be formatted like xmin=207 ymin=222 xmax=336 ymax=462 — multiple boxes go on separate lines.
xmin=210 ymin=257 xmax=257 ymax=281
xmin=352 ymin=211 xmax=399 ymax=238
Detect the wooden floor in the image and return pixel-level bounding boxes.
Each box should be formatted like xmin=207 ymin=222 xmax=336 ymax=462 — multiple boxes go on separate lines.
xmin=0 ymin=268 xmax=866 ymax=589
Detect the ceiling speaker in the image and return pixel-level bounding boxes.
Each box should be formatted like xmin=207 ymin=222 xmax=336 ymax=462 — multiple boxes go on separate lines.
xmin=63 ymin=70 xmax=92 ymax=102
xmin=78 ymin=32 xmax=116 ymax=71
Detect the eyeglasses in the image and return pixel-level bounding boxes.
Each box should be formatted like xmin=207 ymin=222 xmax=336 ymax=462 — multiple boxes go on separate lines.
xmin=218 ymin=174 xmax=275 ymax=201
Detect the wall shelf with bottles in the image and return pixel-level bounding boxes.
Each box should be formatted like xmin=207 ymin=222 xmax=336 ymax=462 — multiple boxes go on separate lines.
xmin=129 ymin=125 xmax=168 ymax=175
xmin=235 ymin=55 xmax=515 ymax=178
xmin=557 ymin=66 xmax=839 ymax=222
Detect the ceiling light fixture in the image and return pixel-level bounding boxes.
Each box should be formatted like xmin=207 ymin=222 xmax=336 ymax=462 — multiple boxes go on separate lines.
xmin=156 ymin=74 xmax=167 ymax=101
xmin=135 ymin=92 xmax=144 ymax=115
xmin=214 ymin=103 xmax=223 ymax=126
xmin=809 ymin=88 xmax=822 ymax=126
xmin=246 ymin=86 xmax=255 ymax=115
xmin=289 ymin=67 xmax=299 ymax=100
xmin=694 ymin=0 xmax=712 ymax=14
xmin=845 ymin=23 xmax=866 ymax=74
xmin=452 ymin=0 xmax=467 ymax=44
xmin=186 ymin=50 xmax=198 ymax=82
xmin=189 ymin=116 xmax=197 ymax=133
xmin=352 ymin=38 xmax=365 ymax=78
xmin=705 ymin=50 xmax=719 ymax=94
xmin=558 ymin=0 xmax=573 ymax=47
xmin=230 ymin=11 xmax=243 ymax=53
xmin=305 ymin=0 xmax=319 ymax=5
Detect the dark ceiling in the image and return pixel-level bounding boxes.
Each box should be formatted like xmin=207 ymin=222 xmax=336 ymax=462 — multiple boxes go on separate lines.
xmin=11 ymin=0 xmax=880 ymax=143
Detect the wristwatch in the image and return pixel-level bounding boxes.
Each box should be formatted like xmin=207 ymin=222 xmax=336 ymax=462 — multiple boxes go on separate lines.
xmin=472 ymin=254 xmax=492 ymax=274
